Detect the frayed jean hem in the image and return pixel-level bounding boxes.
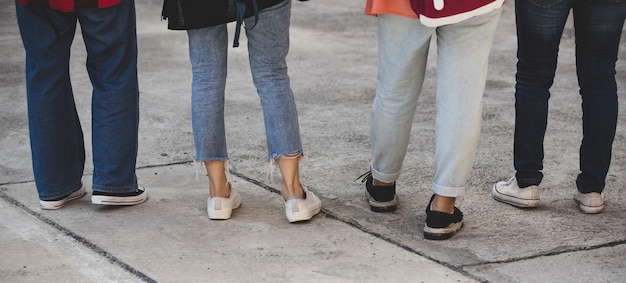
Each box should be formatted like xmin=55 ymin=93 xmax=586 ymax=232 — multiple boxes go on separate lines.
xmin=266 ymin=149 xmax=306 ymax=181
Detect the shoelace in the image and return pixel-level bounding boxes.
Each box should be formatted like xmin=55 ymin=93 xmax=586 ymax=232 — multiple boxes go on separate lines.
xmin=354 ymin=171 xmax=372 ymax=183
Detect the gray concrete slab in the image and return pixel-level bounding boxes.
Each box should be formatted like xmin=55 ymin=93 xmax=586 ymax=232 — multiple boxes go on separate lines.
xmin=1 ymin=0 xmax=626 ymax=282
xmin=0 ymin=197 xmax=142 ymax=283
xmin=2 ymin=165 xmax=475 ymax=283
xmin=464 ymin=244 xmax=626 ymax=283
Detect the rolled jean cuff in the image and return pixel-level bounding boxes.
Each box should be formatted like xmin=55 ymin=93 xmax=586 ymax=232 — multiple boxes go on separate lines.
xmin=432 ymin=182 xmax=465 ymax=198
xmin=369 ymin=163 xmax=400 ymax=184
xmin=92 ymin=183 xmax=138 ymax=193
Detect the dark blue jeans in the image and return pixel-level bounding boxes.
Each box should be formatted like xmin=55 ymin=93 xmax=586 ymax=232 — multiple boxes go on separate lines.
xmin=513 ymin=0 xmax=625 ymax=193
xmin=16 ymin=0 xmax=140 ymax=200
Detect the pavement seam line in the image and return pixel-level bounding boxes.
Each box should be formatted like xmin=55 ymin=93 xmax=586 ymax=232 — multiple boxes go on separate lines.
xmin=458 ymin=239 xmax=626 ymax=268
xmin=231 ymin=168 xmax=626 ymax=282
xmin=4 ymin=161 xmax=625 ymax=281
xmin=0 ymin=191 xmax=157 ymax=283
xmin=228 ymin=169 xmax=488 ymax=283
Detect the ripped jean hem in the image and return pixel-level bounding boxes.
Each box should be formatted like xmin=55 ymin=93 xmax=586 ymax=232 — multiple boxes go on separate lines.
xmin=266 ymin=149 xmax=306 ymax=181
xmin=193 ymin=158 xmax=230 ymax=182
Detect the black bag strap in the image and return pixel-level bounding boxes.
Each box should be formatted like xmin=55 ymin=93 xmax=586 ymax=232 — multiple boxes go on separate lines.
xmin=233 ymin=0 xmax=259 ymax=47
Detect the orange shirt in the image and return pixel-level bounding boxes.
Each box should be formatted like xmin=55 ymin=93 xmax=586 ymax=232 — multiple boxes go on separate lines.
xmin=365 ymin=0 xmax=418 ymax=19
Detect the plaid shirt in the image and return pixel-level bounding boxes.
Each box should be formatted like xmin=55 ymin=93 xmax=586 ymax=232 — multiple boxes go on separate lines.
xmin=16 ymin=0 xmax=121 ymax=12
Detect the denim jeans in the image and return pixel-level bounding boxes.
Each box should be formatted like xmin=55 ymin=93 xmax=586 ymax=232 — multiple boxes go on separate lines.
xmin=187 ymin=0 xmax=302 ymax=163
xmin=16 ymin=0 xmax=140 ymax=200
xmin=513 ymin=0 xmax=626 ymax=193
xmin=370 ymin=9 xmax=502 ymax=198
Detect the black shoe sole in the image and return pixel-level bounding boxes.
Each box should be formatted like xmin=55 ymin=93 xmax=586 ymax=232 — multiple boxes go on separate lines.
xmin=370 ymin=204 xmax=397 ymax=212
xmin=423 ymin=222 xmax=464 ymax=240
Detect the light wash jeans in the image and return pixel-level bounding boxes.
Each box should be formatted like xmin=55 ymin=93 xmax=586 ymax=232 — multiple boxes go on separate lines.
xmin=187 ymin=0 xmax=302 ymax=163
xmin=16 ymin=0 xmax=140 ymax=200
xmin=370 ymin=9 xmax=502 ymax=198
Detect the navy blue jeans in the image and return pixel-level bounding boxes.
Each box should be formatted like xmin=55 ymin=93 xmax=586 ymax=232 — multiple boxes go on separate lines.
xmin=513 ymin=0 xmax=625 ymax=193
xmin=16 ymin=0 xmax=140 ymax=200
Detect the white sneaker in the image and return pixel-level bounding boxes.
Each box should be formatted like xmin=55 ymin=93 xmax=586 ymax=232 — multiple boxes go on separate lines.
xmin=40 ymin=185 xmax=86 ymax=210
xmin=492 ymin=176 xmax=540 ymax=208
xmin=285 ymin=186 xmax=322 ymax=223
xmin=574 ymin=191 xmax=605 ymax=214
xmin=207 ymin=186 xmax=241 ymax=220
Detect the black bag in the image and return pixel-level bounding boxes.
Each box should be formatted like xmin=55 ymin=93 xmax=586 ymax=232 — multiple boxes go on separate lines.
xmin=161 ymin=0 xmax=285 ymax=47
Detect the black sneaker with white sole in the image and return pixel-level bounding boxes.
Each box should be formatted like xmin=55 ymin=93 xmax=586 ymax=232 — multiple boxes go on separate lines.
xmin=423 ymin=195 xmax=463 ymax=240
xmin=40 ymin=185 xmax=86 ymax=210
xmin=357 ymin=171 xmax=397 ymax=212
xmin=91 ymin=188 xmax=148 ymax=206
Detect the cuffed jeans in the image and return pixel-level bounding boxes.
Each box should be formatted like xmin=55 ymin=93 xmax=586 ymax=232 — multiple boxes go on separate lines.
xmin=187 ymin=0 xmax=302 ymax=162
xmin=513 ymin=0 xmax=625 ymax=193
xmin=370 ymin=9 xmax=502 ymax=198
xmin=16 ymin=0 xmax=140 ymax=200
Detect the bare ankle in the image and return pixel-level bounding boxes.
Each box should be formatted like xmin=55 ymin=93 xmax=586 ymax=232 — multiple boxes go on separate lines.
xmin=431 ymin=194 xmax=455 ymax=214
xmin=282 ymin=183 xmax=304 ymax=200
xmin=211 ymin=182 xmax=231 ymax=198
xmin=373 ymin=179 xmax=394 ymax=186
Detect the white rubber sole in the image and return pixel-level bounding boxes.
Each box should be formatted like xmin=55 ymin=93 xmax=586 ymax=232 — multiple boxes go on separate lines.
xmin=492 ymin=184 xmax=540 ymax=208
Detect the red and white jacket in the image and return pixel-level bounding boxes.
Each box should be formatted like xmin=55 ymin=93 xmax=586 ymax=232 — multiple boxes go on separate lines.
xmin=16 ymin=0 xmax=121 ymax=12
xmin=366 ymin=0 xmax=504 ymax=27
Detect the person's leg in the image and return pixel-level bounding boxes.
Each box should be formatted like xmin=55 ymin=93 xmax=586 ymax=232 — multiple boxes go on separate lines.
xmin=571 ymin=0 xmax=625 ymax=213
xmin=424 ymin=8 xmax=501 ymax=240
xmin=493 ymin=0 xmax=573 ymax=208
xmin=78 ymin=0 xmax=145 ymax=206
xmin=245 ymin=0 xmax=303 ymax=198
xmin=370 ymin=14 xmax=432 ymax=184
xmin=513 ymin=0 xmax=573 ymax=187
xmin=573 ymin=0 xmax=625 ymax=194
xmin=365 ymin=13 xmax=433 ymax=212
xmin=187 ymin=23 xmax=231 ymax=198
xmin=16 ymin=4 xmax=86 ymax=206
xmin=246 ymin=0 xmax=320 ymax=222
xmin=432 ymin=8 xmax=502 ymax=206
xmin=186 ymin=22 xmax=241 ymax=219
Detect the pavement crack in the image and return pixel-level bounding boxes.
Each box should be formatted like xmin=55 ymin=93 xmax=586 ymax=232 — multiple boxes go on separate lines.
xmin=459 ymin=239 xmax=626 ymax=268
xmin=0 ymin=192 xmax=157 ymax=283
xmin=230 ymin=169 xmax=489 ymax=283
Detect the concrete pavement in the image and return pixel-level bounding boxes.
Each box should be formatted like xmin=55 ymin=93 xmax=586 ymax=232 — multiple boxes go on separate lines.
xmin=1 ymin=0 xmax=625 ymax=282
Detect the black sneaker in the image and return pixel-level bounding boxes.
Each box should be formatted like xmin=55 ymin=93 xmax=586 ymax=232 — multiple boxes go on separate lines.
xmin=91 ymin=188 xmax=148 ymax=206
xmin=356 ymin=171 xmax=397 ymax=212
xmin=423 ymin=195 xmax=463 ymax=240
xmin=39 ymin=185 xmax=86 ymax=210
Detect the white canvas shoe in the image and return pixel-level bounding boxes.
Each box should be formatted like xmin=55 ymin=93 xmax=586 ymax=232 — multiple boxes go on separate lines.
xmin=40 ymin=185 xmax=86 ymax=210
xmin=492 ymin=176 xmax=540 ymax=208
xmin=284 ymin=186 xmax=322 ymax=223
xmin=207 ymin=186 xmax=241 ymax=220
xmin=574 ymin=191 xmax=605 ymax=214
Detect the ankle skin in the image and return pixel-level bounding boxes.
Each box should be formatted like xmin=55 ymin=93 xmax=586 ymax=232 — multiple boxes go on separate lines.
xmin=205 ymin=161 xmax=230 ymax=198
xmin=431 ymin=194 xmax=456 ymax=214
xmin=373 ymin=179 xmax=394 ymax=186
xmin=276 ymin=154 xmax=305 ymax=200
